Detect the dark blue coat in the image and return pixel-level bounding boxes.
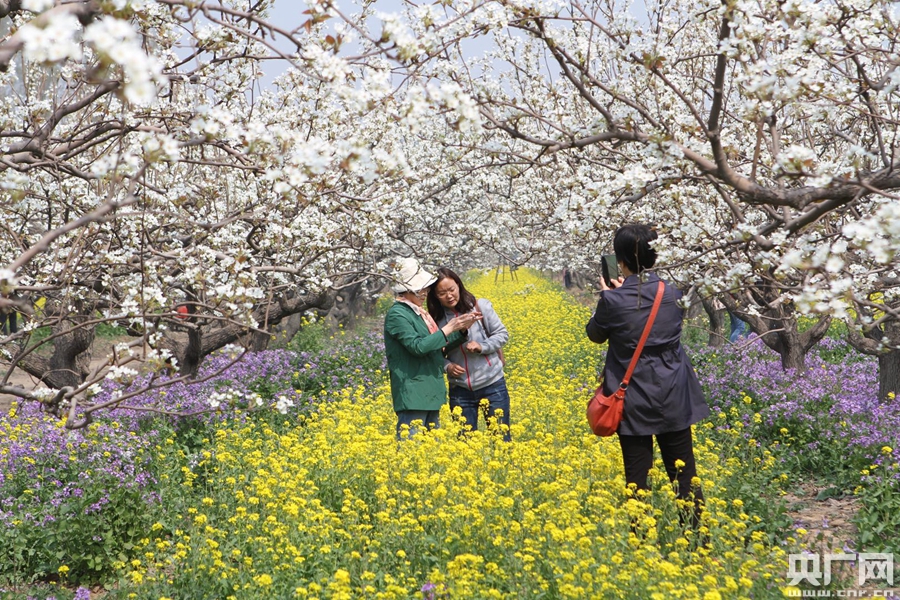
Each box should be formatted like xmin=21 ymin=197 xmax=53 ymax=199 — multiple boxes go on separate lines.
xmin=585 ymin=273 xmax=709 ymax=436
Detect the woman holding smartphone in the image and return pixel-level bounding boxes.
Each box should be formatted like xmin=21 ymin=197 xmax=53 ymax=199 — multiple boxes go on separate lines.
xmin=586 ymin=224 xmax=709 ymax=530
xmin=427 ymin=267 xmax=512 ymax=441
xmin=384 ymin=258 xmax=481 ymax=438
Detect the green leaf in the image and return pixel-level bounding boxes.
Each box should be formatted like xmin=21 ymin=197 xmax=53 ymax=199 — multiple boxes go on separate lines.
xmin=816 ymin=487 xmax=844 ymax=501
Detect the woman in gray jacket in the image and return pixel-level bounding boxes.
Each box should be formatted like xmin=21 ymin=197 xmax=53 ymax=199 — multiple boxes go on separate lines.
xmin=427 ymin=267 xmax=511 ymax=441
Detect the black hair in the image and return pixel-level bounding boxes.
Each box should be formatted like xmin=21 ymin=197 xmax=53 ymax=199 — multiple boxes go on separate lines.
xmin=426 ymin=267 xmax=476 ymax=323
xmin=613 ymin=224 xmax=658 ymax=274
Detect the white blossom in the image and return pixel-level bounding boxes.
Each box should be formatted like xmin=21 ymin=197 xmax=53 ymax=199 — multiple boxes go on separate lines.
xmin=19 ymin=13 xmax=82 ymax=64
xmin=274 ymin=395 xmax=294 ymax=414
xmin=22 ymin=0 xmax=54 ymax=12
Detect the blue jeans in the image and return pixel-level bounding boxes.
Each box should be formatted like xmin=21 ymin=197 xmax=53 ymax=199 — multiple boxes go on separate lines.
xmin=728 ymin=311 xmax=748 ymax=343
xmin=449 ymin=378 xmax=511 ymax=441
xmin=396 ymin=410 xmax=440 ymax=440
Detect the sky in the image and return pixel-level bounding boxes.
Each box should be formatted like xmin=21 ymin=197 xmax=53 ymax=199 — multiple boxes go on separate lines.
xmin=257 ymin=0 xmax=411 ymax=88
xmin=256 ymin=0 xmax=498 ymax=89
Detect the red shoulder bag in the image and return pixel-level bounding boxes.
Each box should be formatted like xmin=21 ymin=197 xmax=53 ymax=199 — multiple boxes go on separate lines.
xmin=586 ymin=281 xmax=665 ymax=437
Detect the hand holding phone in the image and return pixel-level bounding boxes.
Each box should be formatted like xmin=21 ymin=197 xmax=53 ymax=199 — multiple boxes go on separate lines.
xmin=600 ymin=254 xmax=619 ymax=288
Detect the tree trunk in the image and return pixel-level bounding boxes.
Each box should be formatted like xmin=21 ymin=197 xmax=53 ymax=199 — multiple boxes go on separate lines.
xmin=720 ymin=293 xmax=830 ymax=372
xmin=178 ymin=325 xmax=202 ymax=377
xmin=19 ymin=319 xmax=95 ymax=389
xmin=878 ymin=321 xmax=900 ymax=401
xmin=685 ymin=289 xmax=704 ymax=320
xmin=846 ymin=318 xmax=900 ymax=401
xmin=272 ymin=313 xmax=304 ymax=346
xmin=878 ymin=349 xmax=900 ymax=401
xmin=197 ymin=289 xmax=334 ymax=358
xmin=700 ymin=297 xmax=726 ymax=347
xmin=243 ymin=329 xmax=270 ymax=352
xmin=154 ymin=290 xmax=333 ymax=376
xmin=326 ymin=282 xmax=373 ymax=329
xmin=778 ymin=333 xmax=807 ymax=371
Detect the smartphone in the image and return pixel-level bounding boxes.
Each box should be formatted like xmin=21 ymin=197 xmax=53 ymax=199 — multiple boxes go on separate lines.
xmin=600 ymin=254 xmax=619 ymax=287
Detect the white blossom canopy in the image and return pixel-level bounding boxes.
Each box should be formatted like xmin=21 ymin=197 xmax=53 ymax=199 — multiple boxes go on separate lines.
xmin=1 ymin=0 xmax=899 ymax=417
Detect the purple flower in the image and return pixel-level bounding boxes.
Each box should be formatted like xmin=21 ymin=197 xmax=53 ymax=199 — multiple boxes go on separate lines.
xmin=1 ymin=344 xmax=389 ymax=581
xmin=74 ymin=587 xmax=91 ymax=600
xmin=693 ymin=336 xmax=899 ymax=482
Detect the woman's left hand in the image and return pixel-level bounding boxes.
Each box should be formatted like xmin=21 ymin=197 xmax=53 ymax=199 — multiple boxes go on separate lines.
xmin=464 ymin=341 xmax=482 ymax=354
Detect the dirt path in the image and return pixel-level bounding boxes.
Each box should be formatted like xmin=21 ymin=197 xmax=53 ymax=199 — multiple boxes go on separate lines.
xmin=786 ymin=482 xmax=859 ymax=553
xmin=0 ymin=337 xmax=124 ymax=413
xmin=0 ymin=366 xmax=43 ymax=413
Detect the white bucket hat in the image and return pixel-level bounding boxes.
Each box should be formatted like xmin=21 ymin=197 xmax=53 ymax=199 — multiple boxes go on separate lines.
xmin=391 ymin=256 xmax=437 ymax=293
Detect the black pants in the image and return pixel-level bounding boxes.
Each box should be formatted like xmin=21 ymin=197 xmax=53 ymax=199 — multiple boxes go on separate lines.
xmin=618 ymin=427 xmax=704 ymax=528
xmin=0 ymin=312 xmax=16 ymax=335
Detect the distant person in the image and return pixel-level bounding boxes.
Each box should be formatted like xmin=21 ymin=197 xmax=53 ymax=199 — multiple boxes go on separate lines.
xmin=1 ymin=294 xmax=17 ymax=335
xmin=383 ymin=257 xmax=481 ymax=438
xmin=428 ymin=267 xmax=511 ymax=441
xmin=0 ymin=310 xmax=15 ymax=335
xmin=728 ymin=309 xmax=748 ymax=343
xmin=585 ymin=224 xmax=709 ymax=529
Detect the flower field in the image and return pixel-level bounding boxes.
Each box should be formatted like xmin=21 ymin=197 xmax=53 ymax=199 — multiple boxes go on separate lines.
xmin=2 ymin=270 xmax=898 ymax=599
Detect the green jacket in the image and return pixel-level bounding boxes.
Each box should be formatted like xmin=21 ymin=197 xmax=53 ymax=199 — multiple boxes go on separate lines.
xmin=383 ymin=302 xmax=464 ymax=413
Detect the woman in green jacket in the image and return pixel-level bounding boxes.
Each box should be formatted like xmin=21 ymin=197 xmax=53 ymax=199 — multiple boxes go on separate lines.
xmin=384 ymin=257 xmax=481 ymax=438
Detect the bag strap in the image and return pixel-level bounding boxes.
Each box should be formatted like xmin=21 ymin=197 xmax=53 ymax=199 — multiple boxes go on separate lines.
xmin=620 ymin=281 xmax=665 ymax=390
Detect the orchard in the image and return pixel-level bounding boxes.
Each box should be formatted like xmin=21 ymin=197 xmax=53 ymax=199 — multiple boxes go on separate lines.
xmin=0 ymin=0 xmax=899 ymax=598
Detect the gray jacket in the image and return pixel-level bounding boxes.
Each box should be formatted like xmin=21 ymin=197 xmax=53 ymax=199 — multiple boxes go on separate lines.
xmin=437 ymin=298 xmax=509 ymax=391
